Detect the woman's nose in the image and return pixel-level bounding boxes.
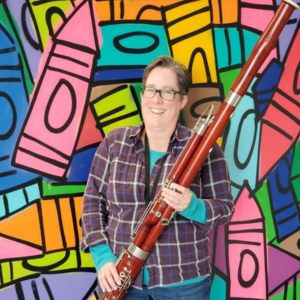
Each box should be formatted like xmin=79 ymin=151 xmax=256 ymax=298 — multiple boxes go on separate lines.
xmin=152 ymin=90 xmax=164 ymax=103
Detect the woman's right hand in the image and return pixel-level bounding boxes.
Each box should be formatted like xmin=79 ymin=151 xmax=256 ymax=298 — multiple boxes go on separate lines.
xmin=98 ymin=262 xmax=122 ymax=292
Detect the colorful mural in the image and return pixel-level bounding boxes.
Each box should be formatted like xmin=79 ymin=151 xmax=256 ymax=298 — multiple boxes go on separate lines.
xmin=0 ymin=0 xmax=299 ymax=299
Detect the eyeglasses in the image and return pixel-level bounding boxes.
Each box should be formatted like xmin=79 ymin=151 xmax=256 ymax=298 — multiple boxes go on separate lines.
xmin=141 ymin=86 xmax=185 ymax=101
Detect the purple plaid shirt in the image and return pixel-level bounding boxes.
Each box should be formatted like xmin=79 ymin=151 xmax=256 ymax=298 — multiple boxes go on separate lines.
xmin=80 ymin=123 xmax=234 ymax=288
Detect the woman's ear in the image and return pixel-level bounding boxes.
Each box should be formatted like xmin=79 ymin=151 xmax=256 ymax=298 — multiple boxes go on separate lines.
xmin=180 ymin=94 xmax=188 ymax=109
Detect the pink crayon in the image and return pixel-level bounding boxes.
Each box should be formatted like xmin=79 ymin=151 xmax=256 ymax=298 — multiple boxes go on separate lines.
xmin=241 ymin=1 xmax=277 ymax=71
xmin=259 ymin=28 xmax=300 ymax=180
xmin=13 ymin=0 xmax=101 ymax=179
xmin=241 ymin=2 xmax=274 ymax=32
xmin=228 ymin=186 xmax=267 ymax=299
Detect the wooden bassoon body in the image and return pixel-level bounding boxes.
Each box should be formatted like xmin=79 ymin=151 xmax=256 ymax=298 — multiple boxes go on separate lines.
xmin=99 ymin=1 xmax=299 ymax=299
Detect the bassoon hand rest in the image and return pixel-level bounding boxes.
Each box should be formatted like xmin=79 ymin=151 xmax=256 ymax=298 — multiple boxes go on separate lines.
xmin=99 ymin=1 xmax=300 ymax=299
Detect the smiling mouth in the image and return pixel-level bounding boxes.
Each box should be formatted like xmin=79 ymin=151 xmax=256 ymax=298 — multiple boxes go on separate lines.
xmin=151 ymin=108 xmax=165 ymax=114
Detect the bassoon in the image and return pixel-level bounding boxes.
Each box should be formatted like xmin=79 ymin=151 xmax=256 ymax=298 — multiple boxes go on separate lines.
xmin=99 ymin=1 xmax=300 ymax=299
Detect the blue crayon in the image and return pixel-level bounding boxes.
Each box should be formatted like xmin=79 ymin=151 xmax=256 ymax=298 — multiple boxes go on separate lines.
xmin=0 ymin=22 xmax=37 ymax=191
xmin=252 ymin=59 xmax=283 ymax=115
xmin=267 ymin=151 xmax=300 ymax=241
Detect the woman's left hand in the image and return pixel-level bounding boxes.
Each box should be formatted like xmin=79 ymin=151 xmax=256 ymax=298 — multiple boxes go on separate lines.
xmin=161 ymin=183 xmax=192 ymax=212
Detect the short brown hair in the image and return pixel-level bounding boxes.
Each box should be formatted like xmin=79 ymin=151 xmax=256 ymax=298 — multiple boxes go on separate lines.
xmin=142 ymin=55 xmax=192 ymax=95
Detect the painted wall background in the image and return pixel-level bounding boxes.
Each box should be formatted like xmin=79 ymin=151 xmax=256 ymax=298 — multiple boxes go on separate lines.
xmin=0 ymin=0 xmax=299 ymax=299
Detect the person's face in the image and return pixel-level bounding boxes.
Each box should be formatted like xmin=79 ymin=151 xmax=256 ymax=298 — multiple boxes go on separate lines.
xmin=141 ymin=67 xmax=187 ymax=135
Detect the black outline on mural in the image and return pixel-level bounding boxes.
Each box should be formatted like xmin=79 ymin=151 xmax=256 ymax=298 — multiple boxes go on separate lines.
xmin=21 ymin=3 xmax=41 ymax=51
xmin=238 ymin=249 xmax=259 ymax=288
xmin=44 ymin=79 xmax=77 ymax=134
xmin=0 ymin=92 xmax=17 ymax=140
xmin=113 ymin=31 xmax=159 ymax=54
xmin=234 ymin=109 xmax=258 ymax=169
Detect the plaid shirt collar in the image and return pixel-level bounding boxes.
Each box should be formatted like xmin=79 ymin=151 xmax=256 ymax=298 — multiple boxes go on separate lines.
xmin=129 ymin=122 xmax=191 ymax=157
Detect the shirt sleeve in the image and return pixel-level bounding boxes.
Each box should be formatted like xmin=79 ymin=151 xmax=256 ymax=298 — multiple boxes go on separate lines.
xmin=197 ymin=142 xmax=234 ymax=230
xmin=179 ymin=191 xmax=207 ymax=224
xmin=89 ymin=244 xmax=118 ymax=272
xmin=80 ymin=134 xmax=112 ymax=253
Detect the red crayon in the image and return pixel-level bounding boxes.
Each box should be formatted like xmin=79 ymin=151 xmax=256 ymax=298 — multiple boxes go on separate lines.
xmin=259 ymin=28 xmax=300 ymax=180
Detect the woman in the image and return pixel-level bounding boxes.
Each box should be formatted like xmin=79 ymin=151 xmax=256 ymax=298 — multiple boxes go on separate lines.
xmin=80 ymin=55 xmax=234 ymax=299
